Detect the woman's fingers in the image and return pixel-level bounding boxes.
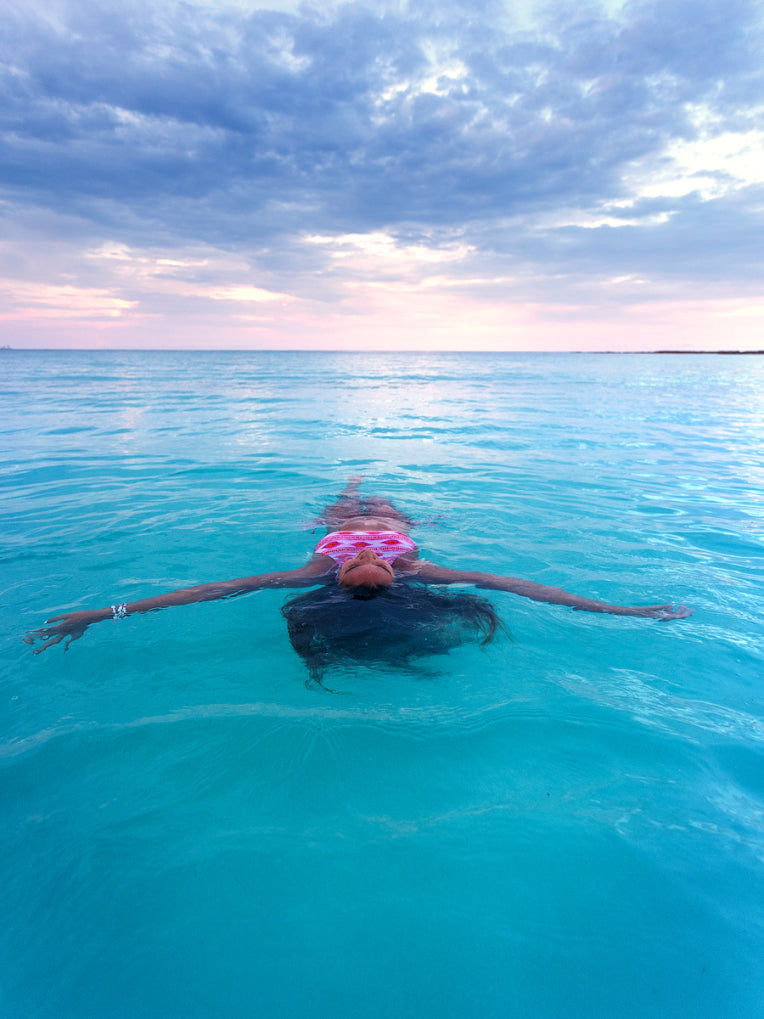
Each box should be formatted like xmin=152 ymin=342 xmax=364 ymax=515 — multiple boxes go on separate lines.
xmin=24 ymin=614 xmax=90 ymax=653
xmin=660 ymin=604 xmax=693 ymax=620
xmin=641 ymin=603 xmax=693 ymax=620
xmin=616 ymin=603 xmax=694 ymax=620
xmin=32 ymin=633 xmax=65 ymax=654
xmin=24 ymin=627 xmax=55 ymax=646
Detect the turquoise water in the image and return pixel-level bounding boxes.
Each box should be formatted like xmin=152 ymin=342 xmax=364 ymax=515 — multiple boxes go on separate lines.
xmin=2 ymin=350 xmax=763 ymax=1018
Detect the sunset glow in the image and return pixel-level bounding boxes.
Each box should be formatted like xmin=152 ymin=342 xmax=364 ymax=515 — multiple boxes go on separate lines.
xmin=2 ymin=0 xmax=762 ymax=351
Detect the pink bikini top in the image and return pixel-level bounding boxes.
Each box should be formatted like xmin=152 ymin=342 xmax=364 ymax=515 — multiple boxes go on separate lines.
xmin=314 ymin=530 xmax=417 ymax=565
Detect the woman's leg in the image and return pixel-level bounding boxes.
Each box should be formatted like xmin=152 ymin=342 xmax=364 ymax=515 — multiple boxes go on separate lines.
xmin=362 ymin=495 xmax=412 ymax=525
xmin=321 ymin=476 xmax=412 ymax=528
xmin=320 ymin=476 xmax=365 ymax=527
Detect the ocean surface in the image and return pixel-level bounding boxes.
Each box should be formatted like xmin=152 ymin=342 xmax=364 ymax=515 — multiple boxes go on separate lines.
xmin=2 ymin=350 xmax=763 ymax=1018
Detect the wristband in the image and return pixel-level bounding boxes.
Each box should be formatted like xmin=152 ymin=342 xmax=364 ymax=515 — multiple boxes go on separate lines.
xmin=111 ymin=603 xmax=128 ymax=620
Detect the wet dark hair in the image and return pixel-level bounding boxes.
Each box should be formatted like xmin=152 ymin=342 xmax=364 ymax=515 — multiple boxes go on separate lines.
xmin=281 ymin=582 xmax=509 ymax=686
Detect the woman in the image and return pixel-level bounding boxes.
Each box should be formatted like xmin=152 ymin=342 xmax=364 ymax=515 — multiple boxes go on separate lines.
xmin=25 ymin=476 xmax=692 ymax=658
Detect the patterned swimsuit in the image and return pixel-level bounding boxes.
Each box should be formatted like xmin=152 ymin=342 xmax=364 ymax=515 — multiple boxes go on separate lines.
xmin=314 ymin=530 xmax=417 ymax=564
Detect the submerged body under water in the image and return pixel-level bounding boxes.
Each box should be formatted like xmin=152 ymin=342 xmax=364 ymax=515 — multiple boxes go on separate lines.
xmin=2 ymin=350 xmax=763 ymax=1018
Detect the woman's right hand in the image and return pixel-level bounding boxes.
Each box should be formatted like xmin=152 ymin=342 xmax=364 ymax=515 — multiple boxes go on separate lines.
xmin=611 ymin=603 xmax=693 ymax=620
xmin=24 ymin=609 xmax=104 ymax=654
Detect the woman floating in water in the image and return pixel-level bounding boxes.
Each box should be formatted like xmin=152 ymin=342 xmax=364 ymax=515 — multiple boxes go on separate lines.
xmin=25 ymin=477 xmax=692 ymax=676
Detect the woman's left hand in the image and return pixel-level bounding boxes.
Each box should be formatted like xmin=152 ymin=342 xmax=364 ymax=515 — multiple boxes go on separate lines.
xmin=24 ymin=610 xmax=102 ymax=654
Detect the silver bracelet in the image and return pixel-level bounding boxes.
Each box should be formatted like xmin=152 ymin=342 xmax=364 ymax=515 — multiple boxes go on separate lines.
xmin=111 ymin=603 xmax=128 ymax=620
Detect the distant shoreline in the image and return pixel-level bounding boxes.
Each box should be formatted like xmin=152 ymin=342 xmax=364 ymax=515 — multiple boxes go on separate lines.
xmin=1 ymin=347 xmax=763 ymax=355
xmin=652 ymin=350 xmax=764 ymax=355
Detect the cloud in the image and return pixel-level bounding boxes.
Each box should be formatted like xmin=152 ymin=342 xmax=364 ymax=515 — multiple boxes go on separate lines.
xmin=1 ymin=0 xmax=763 ymax=347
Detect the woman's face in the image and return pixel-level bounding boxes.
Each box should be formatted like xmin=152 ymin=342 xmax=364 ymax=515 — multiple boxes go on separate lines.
xmin=337 ymin=547 xmax=395 ymax=589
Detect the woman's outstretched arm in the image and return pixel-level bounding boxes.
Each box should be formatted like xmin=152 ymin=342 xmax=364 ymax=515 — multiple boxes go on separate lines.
xmin=412 ymin=562 xmax=692 ymax=620
xmin=25 ymin=558 xmax=334 ymax=654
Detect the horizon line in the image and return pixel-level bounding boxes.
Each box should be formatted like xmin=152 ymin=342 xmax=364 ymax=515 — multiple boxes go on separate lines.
xmin=2 ymin=347 xmax=763 ymax=355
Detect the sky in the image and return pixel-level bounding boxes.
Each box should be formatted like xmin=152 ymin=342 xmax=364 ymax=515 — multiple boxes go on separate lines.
xmin=1 ymin=0 xmax=763 ymax=351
